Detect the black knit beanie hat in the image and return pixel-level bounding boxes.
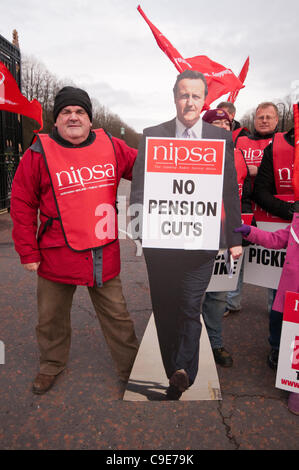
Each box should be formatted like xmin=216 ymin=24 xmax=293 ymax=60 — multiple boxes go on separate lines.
xmin=53 ymin=86 xmax=92 ymax=122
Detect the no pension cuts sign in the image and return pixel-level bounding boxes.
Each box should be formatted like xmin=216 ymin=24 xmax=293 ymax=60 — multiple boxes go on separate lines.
xmin=142 ymin=137 xmax=225 ymax=250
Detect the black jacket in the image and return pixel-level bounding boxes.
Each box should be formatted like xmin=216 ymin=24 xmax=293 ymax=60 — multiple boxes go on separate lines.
xmin=252 ymin=128 xmax=296 ymax=221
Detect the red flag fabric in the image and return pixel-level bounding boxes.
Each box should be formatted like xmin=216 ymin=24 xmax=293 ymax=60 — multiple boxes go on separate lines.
xmin=137 ymin=5 xmax=186 ymax=72
xmin=0 ymin=61 xmax=43 ymax=131
xmin=227 ymin=56 xmax=249 ymax=103
xmin=293 ymin=103 xmax=299 ymax=200
xmin=137 ymin=5 xmax=244 ymax=108
xmin=185 ymin=55 xmax=245 ymax=109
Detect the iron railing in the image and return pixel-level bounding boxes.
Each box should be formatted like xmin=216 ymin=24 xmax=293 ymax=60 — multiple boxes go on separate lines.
xmin=0 ymin=34 xmax=23 ymax=210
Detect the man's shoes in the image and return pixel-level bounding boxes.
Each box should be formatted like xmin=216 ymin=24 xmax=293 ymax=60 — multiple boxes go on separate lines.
xmin=267 ymin=348 xmax=279 ymax=370
xmin=169 ymin=369 xmax=189 ymax=392
xmin=32 ymin=373 xmax=57 ymax=395
xmin=223 ymin=308 xmax=240 ymax=317
xmin=165 ymin=384 xmax=182 ymax=400
xmin=288 ymin=392 xmax=299 ymax=415
xmin=213 ymin=348 xmax=233 ymax=367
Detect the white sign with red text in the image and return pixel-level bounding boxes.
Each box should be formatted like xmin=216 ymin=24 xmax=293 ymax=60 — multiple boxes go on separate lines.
xmin=142 ymin=137 xmax=225 ymax=250
xmin=276 ymin=291 xmax=299 ymax=393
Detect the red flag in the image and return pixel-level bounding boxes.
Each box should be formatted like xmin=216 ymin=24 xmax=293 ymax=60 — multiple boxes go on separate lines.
xmin=227 ymin=56 xmax=249 ymax=103
xmin=185 ymin=55 xmax=245 ymax=109
xmin=293 ymin=103 xmax=299 ymax=200
xmin=137 ymin=5 xmax=244 ymax=108
xmin=137 ymin=5 xmax=186 ymax=72
xmin=0 ymin=60 xmax=43 ymax=131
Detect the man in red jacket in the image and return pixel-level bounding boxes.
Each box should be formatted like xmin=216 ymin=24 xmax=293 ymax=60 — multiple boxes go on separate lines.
xmin=10 ymin=86 xmax=139 ymax=394
xmin=234 ymin=102 xmax=279 ymax=179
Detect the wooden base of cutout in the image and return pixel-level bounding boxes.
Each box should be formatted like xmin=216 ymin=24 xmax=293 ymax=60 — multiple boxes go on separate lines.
xmin=123 ymin=314 xmax=221 ymax=401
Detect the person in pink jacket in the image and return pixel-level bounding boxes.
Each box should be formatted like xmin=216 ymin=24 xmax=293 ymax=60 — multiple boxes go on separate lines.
xmin=235 ymin=205 xmax=299 ymax=415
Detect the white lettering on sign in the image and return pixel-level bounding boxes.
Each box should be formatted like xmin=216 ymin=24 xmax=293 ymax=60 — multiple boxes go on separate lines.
xmin=153 ymin=143 xmax=216 ymax=166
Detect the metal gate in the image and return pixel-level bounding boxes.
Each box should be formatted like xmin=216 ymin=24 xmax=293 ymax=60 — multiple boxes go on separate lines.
xmin=0 ymin=33 xmax=23 ymax=211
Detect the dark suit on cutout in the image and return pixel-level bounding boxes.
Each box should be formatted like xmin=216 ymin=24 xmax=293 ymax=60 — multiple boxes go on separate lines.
xmin=130 ymin=118 xmax=242 ymax=386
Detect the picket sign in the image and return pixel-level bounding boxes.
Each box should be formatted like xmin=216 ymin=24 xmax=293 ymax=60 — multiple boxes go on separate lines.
xmin=276 ymin=291 xmax=299 ymax=393
xmin=142 ymin=137 xmax=225 ymax=250
xmin=243 ymin=197 xmax=293 ymax=289
xmin=206 ymin=251 xmax=244 ymax=292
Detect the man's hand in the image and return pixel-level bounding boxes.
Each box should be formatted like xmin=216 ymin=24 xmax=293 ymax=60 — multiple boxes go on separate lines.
xmin=229 ymin=246 xmax=242 ymax=259
xmin=23 ymin=262 xmax=40 ymax=272
xmin=248 ymin=165 xmax=258 ymax=177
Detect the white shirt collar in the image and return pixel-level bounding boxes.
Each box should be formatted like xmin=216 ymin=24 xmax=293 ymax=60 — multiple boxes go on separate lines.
xmin=175 ymin=117 xmax=203 ymax=139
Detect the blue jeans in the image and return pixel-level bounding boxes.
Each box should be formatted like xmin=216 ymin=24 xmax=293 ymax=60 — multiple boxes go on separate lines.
xmin=202 ymin=290 xmax=227 ymax=349
xmin=268 ymin=288 xmax=276 ymax=314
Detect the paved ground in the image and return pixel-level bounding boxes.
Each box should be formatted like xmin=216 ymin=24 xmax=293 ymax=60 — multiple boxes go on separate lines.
xmin=0 ymin=182 xmax=298 ymax=451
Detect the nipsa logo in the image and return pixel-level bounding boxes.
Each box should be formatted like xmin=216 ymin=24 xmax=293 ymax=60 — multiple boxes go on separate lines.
xmin=146 ymin=137 xmax=224 ymax=175
xmin=55 ymin=163 xmax=115 ymax=190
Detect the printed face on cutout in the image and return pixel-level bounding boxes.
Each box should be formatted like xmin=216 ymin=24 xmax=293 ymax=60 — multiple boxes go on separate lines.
xmin=55 ymin=105 xmax=92 ymax=144
xmin=174 ymin=78 xmax=206 ymax=129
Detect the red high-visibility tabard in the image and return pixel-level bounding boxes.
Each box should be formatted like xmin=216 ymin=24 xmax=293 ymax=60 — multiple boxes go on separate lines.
xmin=235 ymin=134 xmax=273 ymax=169
xmin=272 ymin=132 xmax=294 ymax=196
xmin=38 ymin=129 xmax=118 ymax=251
xmin=234 ymin=148 xmax=248 ymax=201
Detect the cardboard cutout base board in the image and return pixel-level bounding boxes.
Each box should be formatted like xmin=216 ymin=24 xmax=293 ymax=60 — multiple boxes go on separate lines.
xmin=123 ymin=313 xmax=221 ymax=401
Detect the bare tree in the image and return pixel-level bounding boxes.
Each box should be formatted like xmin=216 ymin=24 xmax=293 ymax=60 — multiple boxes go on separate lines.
xmin=21 ymin=55 xmax=140 ymax=150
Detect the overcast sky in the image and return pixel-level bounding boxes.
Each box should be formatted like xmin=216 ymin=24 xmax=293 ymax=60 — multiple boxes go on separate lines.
xmin=1 ymin=0 xmax=298 ymax=133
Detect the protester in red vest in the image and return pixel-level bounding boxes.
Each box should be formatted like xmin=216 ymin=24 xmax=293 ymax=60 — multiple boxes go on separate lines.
xmin=252 ymin=124 xmax=297 ymax=370
xmin=201 ymin=109 xmax=252 ymax=367
xmin=202 ymin=108 xmax=252 ymax=211
xmin=235 ymin=204 xmax=299 ymax=416
xmin=216 ymin=101 xmax=241 ymax=131
xmin=225 ymin=103 xmax=280 ymax=319
xmin=235 ymin=102 xmax=279 ymax=179
xmin=253 ymin=129 xmax=296 ymax=219
xmin=216 ymin=101 xmax=250 ymax=143
xmin=10 ymin=86 xmax=139 ymax=394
